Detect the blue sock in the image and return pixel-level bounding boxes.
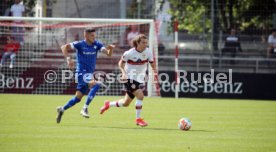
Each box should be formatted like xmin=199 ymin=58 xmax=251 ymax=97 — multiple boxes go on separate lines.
xmin=84 ymin=83 xmax=101 ymax=108
xmin=63 ymin=96 xmax=81 ymax=110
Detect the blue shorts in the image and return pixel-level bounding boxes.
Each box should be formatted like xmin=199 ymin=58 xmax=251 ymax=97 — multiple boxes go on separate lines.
xmin=76 ymin=73 xmax=93 ymax=94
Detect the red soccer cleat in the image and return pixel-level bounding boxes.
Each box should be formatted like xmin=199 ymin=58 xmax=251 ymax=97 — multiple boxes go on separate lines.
xmin=100 ymin=101 xmax=110 ymax=114
xmin=136 ymin=118 xmax=148 ymax=127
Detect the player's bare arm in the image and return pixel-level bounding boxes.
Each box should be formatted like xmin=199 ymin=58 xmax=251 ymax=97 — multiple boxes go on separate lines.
xmin=150 ymin=62 xmax=157 ymax=74
xmin=102 ymin=44 xmax=115 ymax=56
xmin=150 ymin=62 xmax=159 ymax=84
xmin=118 ymin=59 xmax=127 ymax=80
xmin=61 ymin=43 xmax=74 ymax=69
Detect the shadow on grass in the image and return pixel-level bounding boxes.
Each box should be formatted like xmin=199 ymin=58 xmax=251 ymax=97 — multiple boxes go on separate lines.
xmin=90 ymin=126 xmax=214 ymax=132
xmin=62 ymin=124 xmax=214 ymax=132
xmin=101 ymin=126 xmax=179 ymax=131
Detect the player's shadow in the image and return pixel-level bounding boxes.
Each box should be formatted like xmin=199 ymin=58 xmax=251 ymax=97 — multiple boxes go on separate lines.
xmin=92 ymin=126 xmax=212 ymax=132
xmin=103 ymin=126 xmax=178 ymax=131
xmin=63 ymin=124 xmax=213 ymax=132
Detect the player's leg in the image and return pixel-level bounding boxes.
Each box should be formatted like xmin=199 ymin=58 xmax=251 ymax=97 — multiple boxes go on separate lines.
xmin=63 ymin=91 xmax=84 ymax=110
xmin=100 ymin=79 xmax=134 ymax=114
xmin=62 ymin=77 xmax=88 ymax=111
xmin=100 ymin=93 xmax=133 ymax=114
xmin=0 ymin=52 xmax=10 ymax=66
xmin=56 ymin=91 xmax=84 ymax=124
xmin=56 ymin=74 xmax=88 ymax=123
xmin=132 ymin=89 xmax=148 ymax=127
xmin=112 ymin=93 xmax=134 ymax=107
xmin=80 ymin=80 xmax=101 ymax=118
xmin=86 ymin=80 xmax=101 ymax=108
xmin=9 ymin=53 xmax=16 ymax=68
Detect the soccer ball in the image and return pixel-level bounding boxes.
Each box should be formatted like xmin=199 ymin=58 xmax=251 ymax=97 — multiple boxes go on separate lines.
xmin=178 ymin=118 xmax=192 ymax=131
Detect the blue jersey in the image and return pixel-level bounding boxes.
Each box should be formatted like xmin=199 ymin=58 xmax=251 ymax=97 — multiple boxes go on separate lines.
xmin=70 ymin=40 xmax=104 ymax=73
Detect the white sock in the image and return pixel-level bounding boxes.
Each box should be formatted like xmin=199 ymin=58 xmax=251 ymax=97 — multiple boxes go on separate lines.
xmin=135 ymin=99 xmax=143 ymax=118
xmin=110 ymin=100 xmax=123 ymax=107
xmin=83 ymin=104 xmax=88 ymax=109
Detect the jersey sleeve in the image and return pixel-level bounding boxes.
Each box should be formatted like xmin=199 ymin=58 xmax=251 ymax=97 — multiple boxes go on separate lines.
xmin=121 ymin=51 xmax=129 ymax=63
xmin=97 ymin=42 xmax=105 ymax=52
xmin=70 ymin=41 xmax=81 ymax=50
xmin=148 ymin=49 xmax=154 ymax=63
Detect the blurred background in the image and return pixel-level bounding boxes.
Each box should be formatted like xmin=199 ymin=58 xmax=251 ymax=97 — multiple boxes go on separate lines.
xmin=0 ymin=0 xmax=276 ymax=99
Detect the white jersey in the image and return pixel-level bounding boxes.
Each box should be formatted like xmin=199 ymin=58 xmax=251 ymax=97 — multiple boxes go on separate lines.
xmin=122 ymin=48 xmax=154 ymax=83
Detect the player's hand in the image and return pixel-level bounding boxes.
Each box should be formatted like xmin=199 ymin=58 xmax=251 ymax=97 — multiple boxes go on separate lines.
xmin=67 ymin=59 xmax=74 ymax=69
xmin=120 ymin=73 xmax=128 ymax=83
xmin=106 ymin=44 xmax=115 ymax=56
xmin=107 ymin=44 xmax=115 ymax=50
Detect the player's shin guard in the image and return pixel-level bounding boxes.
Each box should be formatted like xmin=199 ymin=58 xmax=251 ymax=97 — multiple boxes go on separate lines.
xmin=63 ymin=96 xmax=81 ymax=110
xmin=84 ymin=83 xmax=101 ymax=108
xmin=135 ymin=99 xmax=143 ymax=118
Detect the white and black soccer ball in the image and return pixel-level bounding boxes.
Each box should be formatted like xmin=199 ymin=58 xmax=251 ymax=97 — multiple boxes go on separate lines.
xmin=178 ymin=118 xmax=192 ymax=131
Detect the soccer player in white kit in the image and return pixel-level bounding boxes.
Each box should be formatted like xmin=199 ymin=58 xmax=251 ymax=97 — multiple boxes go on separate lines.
xmin=100 ymin=34 xmax=157 ymax=127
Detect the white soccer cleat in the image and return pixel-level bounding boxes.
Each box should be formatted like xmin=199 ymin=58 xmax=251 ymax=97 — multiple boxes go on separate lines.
xmin=9 ymin=64 xmax=13 ymax=69
xmin=56 ymin=106 xmax=64 ymax=124
xmin=80 ymin=108 xmax=90 ymax=118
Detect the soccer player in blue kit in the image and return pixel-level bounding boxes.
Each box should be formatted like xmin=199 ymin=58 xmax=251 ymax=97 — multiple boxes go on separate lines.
xmin=56 ymin=28 xmax=114 ymax=123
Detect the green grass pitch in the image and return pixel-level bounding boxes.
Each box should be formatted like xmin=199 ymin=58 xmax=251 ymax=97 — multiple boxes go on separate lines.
xmin=0 ymin=94 xmax=276 ymax=152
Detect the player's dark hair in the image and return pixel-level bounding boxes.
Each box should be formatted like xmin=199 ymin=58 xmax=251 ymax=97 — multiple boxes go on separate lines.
xmin=84 ymin=28 xmax=96 ymax=33
xmin=272 ymin=28 xmax=276 ymax=33
xmin=132 ymin=34 xmax=147 ymax=48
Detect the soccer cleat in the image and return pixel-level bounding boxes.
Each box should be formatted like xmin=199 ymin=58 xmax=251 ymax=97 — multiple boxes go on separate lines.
xmin=136 ymin=118 xmax=148 ymax=127
xmin=56 ymin=106 xmax=64 ymax=124
xmin=80 ymin=108 xmax=90 ymax=118
xmin=100 ymin=101 xmax=110 ymax=114
xmin=9 ymin=64 xmax=13 ymax=69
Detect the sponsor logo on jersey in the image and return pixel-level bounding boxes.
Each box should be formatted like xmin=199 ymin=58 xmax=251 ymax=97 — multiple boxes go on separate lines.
xmin=83 ymin=51 xmax=96 ymax=55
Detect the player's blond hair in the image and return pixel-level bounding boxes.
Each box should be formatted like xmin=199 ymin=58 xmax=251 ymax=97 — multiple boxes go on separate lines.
xmin=132 ymin=34 xmax=147 ymax=48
